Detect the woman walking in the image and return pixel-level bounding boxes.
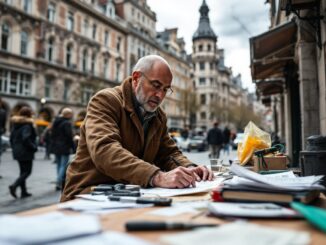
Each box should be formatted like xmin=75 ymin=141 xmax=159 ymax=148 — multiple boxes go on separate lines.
xmin=9 ymin=106 xmax=37 ymax=198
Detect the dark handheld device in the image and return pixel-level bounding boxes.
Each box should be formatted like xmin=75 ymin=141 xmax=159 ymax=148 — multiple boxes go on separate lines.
xmin=108 ymin=196 xmax=172 ymax=206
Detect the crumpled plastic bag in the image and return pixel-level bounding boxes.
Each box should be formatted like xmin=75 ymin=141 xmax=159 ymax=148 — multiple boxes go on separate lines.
xmin=237 ymin=121 xmax=271 ymax=165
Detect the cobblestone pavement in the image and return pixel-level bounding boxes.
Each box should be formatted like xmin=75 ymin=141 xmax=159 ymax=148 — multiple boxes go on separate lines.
xmin=0 ymin=147 xmax=237 ymax=214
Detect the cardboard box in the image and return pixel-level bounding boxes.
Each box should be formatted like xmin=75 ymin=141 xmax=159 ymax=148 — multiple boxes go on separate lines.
xmin=252 ymin=155 xmax=288 ymax=172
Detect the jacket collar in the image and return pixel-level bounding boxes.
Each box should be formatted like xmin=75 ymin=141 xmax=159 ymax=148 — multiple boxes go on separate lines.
xmin=10 ymin=115 xmax=34 ymax=124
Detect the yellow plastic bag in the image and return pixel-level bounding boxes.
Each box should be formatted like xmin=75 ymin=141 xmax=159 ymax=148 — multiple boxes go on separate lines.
xmin=237 ymin=121 xmax=271 ymax=165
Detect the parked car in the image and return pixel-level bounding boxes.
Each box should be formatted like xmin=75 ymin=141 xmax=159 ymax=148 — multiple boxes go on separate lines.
xmin=173 ymin=135 xmax=208 ymax=152
xmin=232 ymin=133 xmax=245 ymax=150
xmin=1 ymin=135 xmax=10 ymax=152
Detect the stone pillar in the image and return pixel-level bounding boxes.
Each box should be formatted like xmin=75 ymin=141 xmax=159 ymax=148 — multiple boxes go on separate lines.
xmin=297 ymin=41 xmax=320 ymax=148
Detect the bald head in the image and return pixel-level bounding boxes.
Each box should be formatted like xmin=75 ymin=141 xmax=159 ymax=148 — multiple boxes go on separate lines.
xmin=132 ymin=55 xmax=172 ymax=78
xmin=60 ymin=108 xmax=73 ymax=119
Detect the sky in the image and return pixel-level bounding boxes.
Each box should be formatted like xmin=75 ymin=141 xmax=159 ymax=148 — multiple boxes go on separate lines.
xmin=147 ymin=0 xmax=270 ymax=92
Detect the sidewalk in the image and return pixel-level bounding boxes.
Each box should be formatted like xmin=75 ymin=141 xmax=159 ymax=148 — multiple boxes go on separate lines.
xmin=0 ymin=149 xmax=61 ymax=214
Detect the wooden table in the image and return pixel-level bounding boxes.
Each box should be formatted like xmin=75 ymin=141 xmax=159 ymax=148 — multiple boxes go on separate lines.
xmin=19 ymin=193 xmax=326 ymax=244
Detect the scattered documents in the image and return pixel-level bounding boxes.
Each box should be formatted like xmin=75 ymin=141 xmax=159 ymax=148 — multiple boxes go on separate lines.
xmin=0 ymin=212 xmax=101 ymax=244
xmin=50 ymin=231 xmax=154 ymax=245
xmin=148 ymin=201 xmax=208 ymax=217
xmin=160 ymin=222 xmax=310 ymax=245
xmin=208 ymin=202 xmax=299 ymax=218
xmin=58 ymin=198 xmax=153 ymax=213
xmin=141 ymin=178 xmax=223 ymax=197
xmin=228 ymin=164 xmax=325 ymax=191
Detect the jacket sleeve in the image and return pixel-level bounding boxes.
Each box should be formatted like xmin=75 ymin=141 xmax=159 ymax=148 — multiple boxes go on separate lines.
xmin=21 ymin=126 xmax=37 ymax=152
xmin=85 ymin=90 xmax=161 ymax=187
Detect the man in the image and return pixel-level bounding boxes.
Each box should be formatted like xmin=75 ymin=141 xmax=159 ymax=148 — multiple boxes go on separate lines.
xmin=61 ymin=55 xmax=213 ymax=202
xmin=207 ymin=122 xmax=224 ymax=159
xmin=51 ymin=108 xmax=75 ymax=191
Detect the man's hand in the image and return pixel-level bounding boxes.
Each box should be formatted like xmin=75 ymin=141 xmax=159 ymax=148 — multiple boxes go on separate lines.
xmin=188 ymin=165 xmax=214 ymax=182
xmin=152 ymin=167 xmax=197 ymax=188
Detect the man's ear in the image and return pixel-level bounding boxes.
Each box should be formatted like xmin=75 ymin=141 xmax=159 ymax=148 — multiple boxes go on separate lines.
xmin=132 ymin=71 xmax=141 ymax=87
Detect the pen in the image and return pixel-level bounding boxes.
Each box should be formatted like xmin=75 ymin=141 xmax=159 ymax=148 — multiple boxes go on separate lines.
xmin=126 ymin=221 xmax=218 ymax=231
xmin=109 ymin=196 xmax=172 ymax=206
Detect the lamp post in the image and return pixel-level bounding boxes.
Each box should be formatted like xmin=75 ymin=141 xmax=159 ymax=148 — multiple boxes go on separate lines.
xmin=40 ymin=98 xmax=46 ymax=108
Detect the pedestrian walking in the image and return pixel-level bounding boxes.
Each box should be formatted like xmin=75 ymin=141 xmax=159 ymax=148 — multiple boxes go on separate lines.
xmin=50 ymin=108 xmax=75 ymax=191
xmin=223 ymin=126 xmax=231 ymax=155
xmin=42 ymin=125 xmax=52 ymax=160
xmin=0 ymin=98 xmax=6 ymax=178
xmin=9 ymin=106 xmax=37 ymax=198
xmin=207 ymin=122 xmax=224 ymax=159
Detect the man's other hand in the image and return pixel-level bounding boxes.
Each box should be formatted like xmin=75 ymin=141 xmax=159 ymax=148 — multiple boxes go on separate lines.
xmin=188 ymin=165 xmax=214 ymax=182
xmin=152 ymin=167 xmax=196 ymax=188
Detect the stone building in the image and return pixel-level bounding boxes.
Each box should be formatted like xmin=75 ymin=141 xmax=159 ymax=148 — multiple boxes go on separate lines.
xmin=250 ymin=0 xmax=326 ymax=164
xmin=0 ymin=0 xmax=191 ymax=133
xmin=192 ymin=0 xmax=248 ymax=131
xmin=0 ymin=0 xmax=127 ymax=131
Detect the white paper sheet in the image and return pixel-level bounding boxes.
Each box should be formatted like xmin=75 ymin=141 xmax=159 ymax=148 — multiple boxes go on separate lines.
xmin=0 ymin=212 xmax=101 ymax=244
xmin=161 ymin=222 xmax=310 ymax=245
xmin=58 ymin=198 xmax=153 ymax=212
xmin=208 ymin=202 xmax=298 ymax=218
xmin=141 ymin=178 xmax=223 ymax=197
xmin=148 ymin=201 xmax=208 ymax=217
xmin=50 ymin=231 xmax=155 ymax=245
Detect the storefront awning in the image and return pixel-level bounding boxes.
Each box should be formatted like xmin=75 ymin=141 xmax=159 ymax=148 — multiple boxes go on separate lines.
xmin=256 ymin=78 xmax=284 ymax=97
xmin=250 ymin=20 xmax=297 ymax=81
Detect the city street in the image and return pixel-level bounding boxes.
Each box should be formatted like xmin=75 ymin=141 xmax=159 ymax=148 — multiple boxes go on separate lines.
xmin=0 ymin=147 xmax=237 ymax=214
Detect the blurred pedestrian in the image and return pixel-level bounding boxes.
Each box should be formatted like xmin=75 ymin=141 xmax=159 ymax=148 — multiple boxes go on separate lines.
xmin=9 ymin=106 xmax=37 ymax=199
xmin=0 ymin=98 xmax=6 ymax=178
xmin=51 ymin=108 xmax=75 ymax=191
xmin=223 ymin=126 xmax=231 ymax=155
xmin=207 ymin=122 xmax=223 ymax=159
xmin=181 ymin=127 xmax=189 ymax=139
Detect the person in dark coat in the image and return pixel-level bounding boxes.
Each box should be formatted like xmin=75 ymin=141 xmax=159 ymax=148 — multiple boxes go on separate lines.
xmin=9 ymin=106 xmax=37 ymax=198
xmin=206 ymin=122 xmax=224 ymax=159
xmin=51 ymin=108 xmax=75 ymax=190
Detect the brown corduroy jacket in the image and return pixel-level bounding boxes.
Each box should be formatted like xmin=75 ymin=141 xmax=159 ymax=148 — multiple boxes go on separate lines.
xmin=61 ymin=77 xmax=192 ymax=202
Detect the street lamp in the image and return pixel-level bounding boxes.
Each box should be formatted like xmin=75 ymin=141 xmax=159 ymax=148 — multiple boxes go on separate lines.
xmin=40 ymin=97 xmax=46 ymax=106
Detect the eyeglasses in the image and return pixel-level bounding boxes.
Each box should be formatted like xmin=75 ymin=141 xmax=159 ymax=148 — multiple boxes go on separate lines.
xmin=141 ymin=72 xmax=173 ymax=96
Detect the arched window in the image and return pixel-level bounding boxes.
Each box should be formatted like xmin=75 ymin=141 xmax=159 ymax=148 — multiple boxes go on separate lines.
xmin=66 ymin=44 xmax=73 ymax=67
xmin=82 ymin=49 xmax=88 ymax=72
xmin=20 ymin=31 xmax=28 ymax=55
xmin=91 ymin=52 xmax=96 ymax=74
xmin=1 ymin=23 xmax=10 ymax=51
xmin=47 ymin=38 xmax=54 ymax=62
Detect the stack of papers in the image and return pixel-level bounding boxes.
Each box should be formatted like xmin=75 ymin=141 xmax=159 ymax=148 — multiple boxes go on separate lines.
xmin=227 ymin=164 xmax=325 ymax=191
xmin=0 ymin=212 xmax=101 ymax=244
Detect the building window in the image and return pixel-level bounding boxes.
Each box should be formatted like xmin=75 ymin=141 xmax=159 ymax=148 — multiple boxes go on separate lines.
xmin=67 ymin=11 xmax=74 ymax=32
xmin=20 ymin=31 xmax=28 ymax=55
xmin=4 ymin=0 xmax=12 ymax=4
xmin=63 ymin=80 xmax=70 ymax=102
xmin=82 ymin=49 xmax=88 ymax=72
xmin=23 ymin=0 xmax=32 ymax=13
xmin=103 ymin=58 xmax=108 ymax=79
xmin=47 ymin=2 xmax=56 ymax=22
xmin=198 ymin=44 xmax=203 ymax=51
xmin=66 ymin=44 xmax=73 ymax=67
xmin=131 ymin=7 xmax=134 ymax=16
xmin=91 ymin=52 xmax=96 ymax=74
xmin=116 ymin=37 xmax=121 ymax=52
xmin=83 ymin=19 xmax=89 ymax=36
xmin=82 ymin=85 xmax=93 ymax=105
xmin=92 ymin=23 xmax=97 ymax=40
xmin=210 ymin=62 xmax=214 ymax=70
xmin=104 ymin=30 xmax=109 ymax=47
xmin=1 ymin=23 xmax=10 ymax=51
xmin=47 ymin=38 xmax=54 ymax=62
xmin=44 ymin=77 xmax=52 ymax=99
xmin=199 ymin=77 xmax=206 ymax=85
xmin=199 ymin=62 xmax=205 ymax=70
xmin=207 ymin=44 xmax=211 ymax=51
xmin=200 ymin=94 xmax=206 ymax=105
xmin=0 ymin=68 xmax=32 ymax=96
xmin=200 ymin=111 xmax=206 ymax=120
